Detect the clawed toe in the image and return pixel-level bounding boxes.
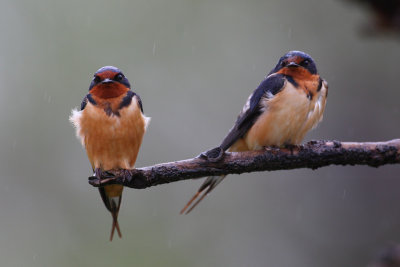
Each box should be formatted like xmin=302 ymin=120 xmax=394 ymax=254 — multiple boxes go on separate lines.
xmin=283 ymin=144 xmax=297 ymax=155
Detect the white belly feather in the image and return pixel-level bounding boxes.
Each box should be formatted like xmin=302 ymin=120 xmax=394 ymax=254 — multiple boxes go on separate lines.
xmin=244 ymin=81 xmax=327 ymax=150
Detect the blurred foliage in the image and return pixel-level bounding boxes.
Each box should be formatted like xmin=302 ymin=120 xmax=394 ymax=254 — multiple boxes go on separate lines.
xmin=347 ymin=0 xmax=400 ymax=35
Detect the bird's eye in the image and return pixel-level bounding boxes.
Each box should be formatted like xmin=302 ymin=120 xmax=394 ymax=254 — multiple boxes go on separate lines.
xmin=115 ymin=73 xmax=124 ymax=81
xmin=280 ymin=61 xmax=287 ymax=67
xmin=93 ymin=75 xmax=101 ymax=83
xmin=302 ymin=60 xmax=309 ymax=66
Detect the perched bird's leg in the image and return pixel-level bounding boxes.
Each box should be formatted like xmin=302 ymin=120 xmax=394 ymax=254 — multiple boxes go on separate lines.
xmin=95 ymin=168 xmax=103 ymax=179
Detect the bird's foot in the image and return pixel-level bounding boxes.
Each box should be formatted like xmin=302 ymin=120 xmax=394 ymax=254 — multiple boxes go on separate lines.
xmin=119 ymin=169 xmax=133 ymax=183
xmin=91 ymin=168 xmax=117 ymax=185
xmin=94 ymin=168 xmax=102 ymax=179
xmin=262 ymin=145 xmax=279 ymax=151
xmin=199 ymin=147 xmax=224 ymax=162
xmin=94 ymin=168 xmax=115 ymax=179
xmin=283 ymin=144 xmax=297 ymax=155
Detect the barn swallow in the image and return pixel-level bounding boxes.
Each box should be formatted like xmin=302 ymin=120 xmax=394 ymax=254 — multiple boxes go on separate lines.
xmin=181 ymin=51 xmax=328 ymax=214
xmin=70 ymin=66 xmax=150 ymax=240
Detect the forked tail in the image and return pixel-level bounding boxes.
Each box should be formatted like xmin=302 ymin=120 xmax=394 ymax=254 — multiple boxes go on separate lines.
xmin=99 ymin=185 xmax=123 ymax=241
xmin=180 ymin=175 xmax=226 ymax=214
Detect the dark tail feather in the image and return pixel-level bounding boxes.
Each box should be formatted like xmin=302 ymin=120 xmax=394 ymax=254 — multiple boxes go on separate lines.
xmin=109 ymin=200 xmax=122 ymax=241
xmin=180 ymin=175 xmax=226 ymax=214
xmin=99 ymin=187 xmax=123 ymax=241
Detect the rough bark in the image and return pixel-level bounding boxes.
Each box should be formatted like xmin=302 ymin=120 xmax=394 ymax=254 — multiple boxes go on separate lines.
xmin=88 ymin=139 xmax=400 ymax=189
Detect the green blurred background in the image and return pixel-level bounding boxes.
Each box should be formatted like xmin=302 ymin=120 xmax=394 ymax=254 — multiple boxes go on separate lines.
xmin=0 ymin=0 xmax=399 ymax=266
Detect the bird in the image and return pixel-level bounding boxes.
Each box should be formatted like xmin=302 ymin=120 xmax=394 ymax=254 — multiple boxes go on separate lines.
xmin=70 ymin=66 xmax=150 ymax=240
xmin=180 ymin=51 xmax=328 ymax=214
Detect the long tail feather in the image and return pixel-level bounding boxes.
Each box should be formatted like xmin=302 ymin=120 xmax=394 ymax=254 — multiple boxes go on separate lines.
xmin=109 ymin=195 xmax=122 ymax=241
xmin=180 ymin=175 xmax=226 ymax=214
xmin=110 ymin=209 xmax=122 ymax=241
xmin=183 ymin=184 xmax=216 ymax=214
xmin=99 ymin=186 xmax=123 ymax=241
xmin=179 ymin=191 xmax=202 ymax=214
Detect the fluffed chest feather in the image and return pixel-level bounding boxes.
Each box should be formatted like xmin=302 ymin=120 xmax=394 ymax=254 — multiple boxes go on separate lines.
xmin=70 ymin=100 xmax=149 ymax=170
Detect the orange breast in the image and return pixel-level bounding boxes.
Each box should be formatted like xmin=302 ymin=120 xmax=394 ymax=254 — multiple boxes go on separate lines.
xmin=72 ymin=96 xmax=149 ymax=170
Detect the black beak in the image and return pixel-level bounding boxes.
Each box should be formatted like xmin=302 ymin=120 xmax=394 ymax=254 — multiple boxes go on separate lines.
xmin=287 ymin=62 xmax=299 ymax=68
xmin=101 ymin=78 xmax=114 ymax=84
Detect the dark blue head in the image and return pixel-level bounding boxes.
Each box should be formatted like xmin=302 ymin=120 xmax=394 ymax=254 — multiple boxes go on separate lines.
xmin=89 ymin=66 xmax=131 ymax=91
xmin=269 ymin=51 xmax=318 ymax=76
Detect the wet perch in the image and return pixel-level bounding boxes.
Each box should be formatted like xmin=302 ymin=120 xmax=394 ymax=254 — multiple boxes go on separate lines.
xmin=89 ymin=139 xmax=400 ymax=189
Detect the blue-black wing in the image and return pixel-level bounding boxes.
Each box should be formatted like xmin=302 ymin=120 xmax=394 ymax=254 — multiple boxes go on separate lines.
xmin=80 ymin=94 xmax=96 ymax=110
xmin=219 ymin=74 xmax=286 ymax=151
xmin=119 ymin=91 xmax=143 ymax=113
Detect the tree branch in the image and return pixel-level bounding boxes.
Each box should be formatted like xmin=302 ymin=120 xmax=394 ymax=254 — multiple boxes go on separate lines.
xmin=88 ymin=139 xmax=400 ymax=189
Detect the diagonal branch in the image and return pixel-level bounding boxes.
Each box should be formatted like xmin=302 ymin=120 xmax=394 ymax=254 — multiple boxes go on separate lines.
xmin=88 ymin=139 xmax=400 ymax=189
